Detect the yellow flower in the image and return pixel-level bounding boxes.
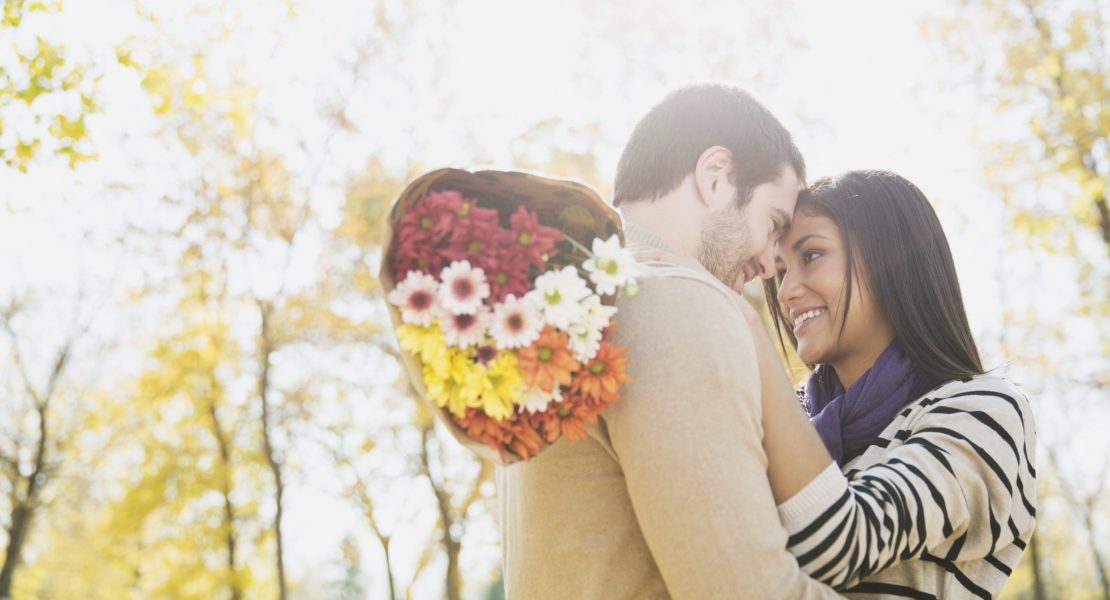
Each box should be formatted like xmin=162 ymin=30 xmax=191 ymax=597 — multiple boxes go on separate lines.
xmin=398 ymin=322 xmax=448 ymax=372
xmin=425 ymin=348 xmax=482 ymax=418
xmin=479 ymin=353 xmax=524 ymax=421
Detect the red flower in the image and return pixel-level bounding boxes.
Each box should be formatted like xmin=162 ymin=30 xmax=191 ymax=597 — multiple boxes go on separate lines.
xmin=393 ymin=191 xmax=465 ymax=278
xmin=508 ymin=206 xmax=563 ymax=269
xmin=484 ymin=238 xmax=533 ymax=303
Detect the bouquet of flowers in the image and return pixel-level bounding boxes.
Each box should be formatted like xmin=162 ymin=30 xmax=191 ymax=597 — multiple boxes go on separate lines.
xmin=381 ymin=169 xmax=640 ymax=463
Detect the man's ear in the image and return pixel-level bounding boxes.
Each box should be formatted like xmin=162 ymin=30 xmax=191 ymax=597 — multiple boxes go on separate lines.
xmin=694 ymin=145 xmax=733 ymax=209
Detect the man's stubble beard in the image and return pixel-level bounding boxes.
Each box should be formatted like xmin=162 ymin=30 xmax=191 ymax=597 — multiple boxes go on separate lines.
xmin=697 ymin=202 xmax=753 ymax=287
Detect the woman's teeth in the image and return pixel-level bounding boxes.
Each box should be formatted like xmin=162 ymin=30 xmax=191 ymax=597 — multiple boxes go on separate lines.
xmin=793 ymin=308 xmax=826 ymax=328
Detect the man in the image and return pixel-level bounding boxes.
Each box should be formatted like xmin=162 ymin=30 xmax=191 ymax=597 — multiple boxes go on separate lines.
xmin=498 ymin=84 xmax=841 ymax=598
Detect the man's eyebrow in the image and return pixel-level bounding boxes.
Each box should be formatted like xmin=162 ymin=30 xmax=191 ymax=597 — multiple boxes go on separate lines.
xmin=792 ymin=233 xmax=829 ymax=252
xmin=774 ymin=208 xmax=791 ymax=229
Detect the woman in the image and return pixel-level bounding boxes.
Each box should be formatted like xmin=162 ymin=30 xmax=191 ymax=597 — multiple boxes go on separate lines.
xmin=757 ymin=170 xmax=1038 ymax=598
xmin=648 ymin=170 xmax=1036 ymax=597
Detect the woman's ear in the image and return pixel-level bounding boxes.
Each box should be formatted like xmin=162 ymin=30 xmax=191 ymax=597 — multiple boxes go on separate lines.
xmin=693 ymin=145 xmax=733 ymax=209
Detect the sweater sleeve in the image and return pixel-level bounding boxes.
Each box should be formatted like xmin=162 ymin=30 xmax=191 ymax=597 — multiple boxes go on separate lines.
xmin=605 ymin=276 xmax=841 ymax=599
xmin=776 ymin=378 xmax=1037 ymax=591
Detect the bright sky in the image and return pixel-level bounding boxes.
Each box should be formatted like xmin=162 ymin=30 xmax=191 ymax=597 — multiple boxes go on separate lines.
xmin=1 ymin=0 xmax=1104 ymax=598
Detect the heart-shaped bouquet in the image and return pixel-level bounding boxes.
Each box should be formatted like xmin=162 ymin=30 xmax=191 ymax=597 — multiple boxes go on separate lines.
xmin=380 ymin=169 xmax=640 ymax=463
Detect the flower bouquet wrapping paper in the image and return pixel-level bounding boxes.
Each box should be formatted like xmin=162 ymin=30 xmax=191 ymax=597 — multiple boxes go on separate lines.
xmin=380 ymin=168 xmax=640 ymax=464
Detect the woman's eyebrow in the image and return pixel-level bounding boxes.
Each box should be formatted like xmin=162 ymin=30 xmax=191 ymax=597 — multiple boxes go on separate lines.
xmin=791 ymin=233 xmax=829 ymax=252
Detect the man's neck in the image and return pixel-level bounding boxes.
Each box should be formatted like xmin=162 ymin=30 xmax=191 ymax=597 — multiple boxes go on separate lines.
xmin=619 ymin=201 xmax=697 ymax=257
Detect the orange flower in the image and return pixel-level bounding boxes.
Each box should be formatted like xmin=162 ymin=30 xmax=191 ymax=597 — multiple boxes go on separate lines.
xmin=453 ymin=408 xmax=546 ymax=461
xmin=571 ymin=339 xmax=632 ymax=407
xmin=529 ymin=401 xmax=597 ymax=443
xmin=516 ymin=326 xmax=579 ymax=393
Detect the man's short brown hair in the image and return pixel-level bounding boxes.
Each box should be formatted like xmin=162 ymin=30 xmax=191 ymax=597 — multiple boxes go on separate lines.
xmin=613 ymin=83 xmax=805 ymax=208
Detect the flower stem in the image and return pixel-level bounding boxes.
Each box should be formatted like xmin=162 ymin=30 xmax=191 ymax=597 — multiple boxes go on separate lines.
xmin=563 ymin=235 xmax=594 ymax=259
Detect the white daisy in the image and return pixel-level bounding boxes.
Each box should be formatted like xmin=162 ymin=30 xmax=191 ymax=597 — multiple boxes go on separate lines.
xmin=438 ymin=305 xmax=490 ymax=348
xmin=437 ymin=260 xmax=490 ymax=315
xmin=518 ymin=384 xmax=563 ymax=414
xmin=583 ymin=234 xmax=641 ymax=296
xmin=566 ymin=322 xmax=603 ymax=363
xmin=529 ymin=265 xmax=589 ymax=331
xmin=489 ymin=294 xmax=544 ymax=349
xmin=578 ymin=294 xmax=618 ymax=332
xmin=387 ymin=271 xmax=439 ymax=326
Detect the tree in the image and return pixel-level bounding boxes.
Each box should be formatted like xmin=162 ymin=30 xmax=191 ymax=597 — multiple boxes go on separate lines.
xmin=926 ymin=1 xmax=1110 ymax=596
xmin=0 ymin=297 xmax=85 ymax=599
xmin=0 ymin=0 xmax=100 ymax=171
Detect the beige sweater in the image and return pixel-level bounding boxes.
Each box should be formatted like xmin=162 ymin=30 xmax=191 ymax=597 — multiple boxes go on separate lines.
xmin=497 ymin=224 xmax=840 ymax=599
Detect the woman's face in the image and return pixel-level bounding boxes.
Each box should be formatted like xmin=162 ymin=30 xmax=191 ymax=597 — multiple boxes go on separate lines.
xmin=774 ymin=210 xmax=894 ymax=383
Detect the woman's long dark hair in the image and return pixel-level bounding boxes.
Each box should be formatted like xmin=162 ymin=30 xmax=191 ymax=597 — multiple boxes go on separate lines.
xmin=764 ymin=170 xmax=984 ymax=386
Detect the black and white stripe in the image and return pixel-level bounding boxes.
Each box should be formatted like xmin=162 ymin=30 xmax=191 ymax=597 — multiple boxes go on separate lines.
xmin=779 ymin=374 xmax=1037 ymax=598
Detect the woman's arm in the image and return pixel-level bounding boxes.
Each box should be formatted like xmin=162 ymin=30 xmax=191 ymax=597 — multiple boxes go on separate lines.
xmin=779 ymin=381 xmax=1037 ymax=589
xmin=742 ymin=306 xmax=1037 ymax=589
xmin=634 ymin=248 xmax=1038 ymax=585
xmin=631 ymin=248 xmax=1037 ymax=589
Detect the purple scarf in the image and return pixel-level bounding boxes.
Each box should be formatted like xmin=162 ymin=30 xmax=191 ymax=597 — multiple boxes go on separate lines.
xmin=804 ymin=341 xmax=934 ymax=466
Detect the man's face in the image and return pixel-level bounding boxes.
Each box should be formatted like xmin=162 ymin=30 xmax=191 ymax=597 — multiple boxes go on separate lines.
xmin=697 ymin=166 xmax=800 ymax=287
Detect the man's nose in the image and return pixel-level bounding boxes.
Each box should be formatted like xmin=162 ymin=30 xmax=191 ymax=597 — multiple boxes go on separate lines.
xmin=754 ymin=245 xmax=776 ymax=280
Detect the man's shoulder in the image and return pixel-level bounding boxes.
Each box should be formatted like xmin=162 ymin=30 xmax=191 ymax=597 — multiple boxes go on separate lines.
xmin=610 ymin=266 xmax=755 ymax=358
xmin=618 ymin=265 xmax=744 ymax=319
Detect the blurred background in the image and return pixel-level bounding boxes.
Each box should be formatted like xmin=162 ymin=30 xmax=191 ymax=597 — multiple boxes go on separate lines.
xmin=0 ymin=0 xmax=1107 ymax=598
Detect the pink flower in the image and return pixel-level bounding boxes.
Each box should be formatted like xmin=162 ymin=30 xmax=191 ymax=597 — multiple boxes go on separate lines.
xmin=490 ymin=294 xmax=544 ymax=349
xmin=437 ymin=260 xmax=490 ymax=315
xmin=386 ymin=271 xmax=439 ymax=326
xmin=439 ymin=305 xmax=490 ymax=348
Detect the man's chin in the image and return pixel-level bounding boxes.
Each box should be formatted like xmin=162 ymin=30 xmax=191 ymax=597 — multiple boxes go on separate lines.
xmin=735 ymin=263 xmax=754 ymax=288
xmin=710 ymin=262 xmax=746 ymax=290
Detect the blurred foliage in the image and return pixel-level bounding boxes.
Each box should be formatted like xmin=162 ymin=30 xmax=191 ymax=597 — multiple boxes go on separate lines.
xmin=0 ymin=0 xmax=1105 ymax=599
xmin=0 ymin=0 xmax=99 ymax=170
xmin=925 ymin=1 xmax=1110 ymax=598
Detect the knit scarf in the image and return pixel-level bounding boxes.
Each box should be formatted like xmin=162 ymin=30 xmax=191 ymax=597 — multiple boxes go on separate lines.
xmin=804 ymin=340 xmax=934 ymax=466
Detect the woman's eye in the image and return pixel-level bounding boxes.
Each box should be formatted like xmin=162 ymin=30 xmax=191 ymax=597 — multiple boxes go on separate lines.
xmin=802 ymin=250 xmax=822 ymax=264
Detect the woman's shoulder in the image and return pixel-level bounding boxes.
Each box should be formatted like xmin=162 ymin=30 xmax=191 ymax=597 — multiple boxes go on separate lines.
xmin=928 ymin=371 xmax=1028 ymax=398
xmin=913 ymin=372 xmax=1034 ymax=426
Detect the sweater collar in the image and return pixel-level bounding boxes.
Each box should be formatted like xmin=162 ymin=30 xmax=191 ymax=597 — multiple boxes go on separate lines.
xmin=622 ymin=221 xmax=676 ymax=254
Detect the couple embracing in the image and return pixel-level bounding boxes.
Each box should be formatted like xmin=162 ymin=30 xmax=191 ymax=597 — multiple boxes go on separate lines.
xmin=497 ymin=84 xmax=1036 ymax=599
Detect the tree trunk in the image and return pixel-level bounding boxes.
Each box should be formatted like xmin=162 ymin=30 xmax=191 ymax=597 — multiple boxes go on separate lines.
xmin=207 ymin=399 xmax=242 ymax=600
xmin=257 ymin=302 xmax=287 ymax=600
xmin=445 ymin=539 xmax=461 ymax=600
xmin=0 ymin=399 xmax=49 ymax=599
xmin=378 ymin=535 xmax=396 ymax=600
xmin=1083 ymin=511 xmax=1110 ymax=600
xmin=418 ymin=425 xmax=463 ymax=600
xmin=1028 ymin=530 xmax=1047 ymax=600
xmin=0 ymin=503 xmax=30 ymax=599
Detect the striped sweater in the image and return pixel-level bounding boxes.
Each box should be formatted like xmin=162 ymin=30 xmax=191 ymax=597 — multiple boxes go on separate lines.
xmin=777 ymin=374 xmax=1037 ymax=599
